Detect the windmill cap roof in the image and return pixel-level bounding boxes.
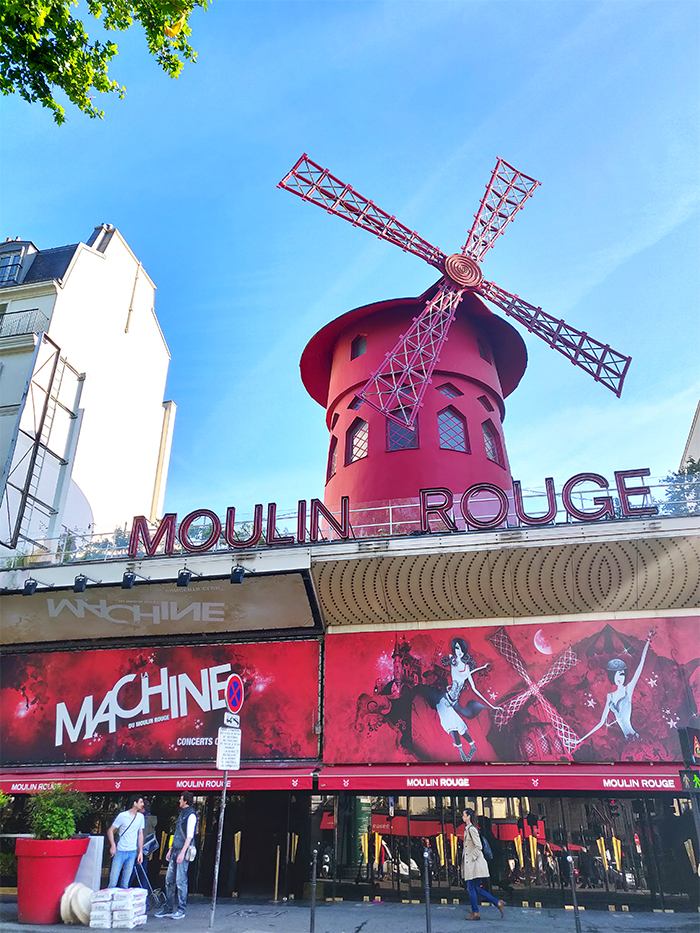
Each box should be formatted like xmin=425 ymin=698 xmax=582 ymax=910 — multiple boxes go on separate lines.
xmin=300 ymin=281 xmax=528 ymax=407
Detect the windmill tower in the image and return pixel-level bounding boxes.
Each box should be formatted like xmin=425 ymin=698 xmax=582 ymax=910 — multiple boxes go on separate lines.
xmin=283 ymin=156 xmax=631 ymax=526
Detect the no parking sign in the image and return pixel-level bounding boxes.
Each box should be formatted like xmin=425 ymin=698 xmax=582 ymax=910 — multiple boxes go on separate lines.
xmin=225 ymin=673 xmax=244 ymax=714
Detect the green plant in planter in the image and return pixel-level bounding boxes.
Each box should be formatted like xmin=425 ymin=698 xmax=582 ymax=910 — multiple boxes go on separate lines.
xmin=0 ymin=790 xmax=11 ymax=828
xmin=26 ymin=784 xmax=89 ymax=840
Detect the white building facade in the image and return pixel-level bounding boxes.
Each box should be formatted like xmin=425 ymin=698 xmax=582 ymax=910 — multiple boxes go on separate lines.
xmin=0 ymin=225 xmax=175 ymax=555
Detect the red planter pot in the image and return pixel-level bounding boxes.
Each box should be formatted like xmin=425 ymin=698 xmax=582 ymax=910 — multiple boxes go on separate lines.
xmin=16 ymin=837 xmax=89 ymax=924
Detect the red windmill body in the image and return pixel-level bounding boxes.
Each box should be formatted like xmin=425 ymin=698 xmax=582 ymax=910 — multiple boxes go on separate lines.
xmin=282 ymin=156 xmax=631 ymax=525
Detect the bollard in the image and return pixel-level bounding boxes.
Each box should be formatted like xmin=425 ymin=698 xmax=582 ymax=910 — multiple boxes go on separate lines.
xmin=310 ymin=848 xmax=318 ymax=933
xmin=423 ymin=848 xmax=432 ymax=933
xmin=274 ymin=844 xmax=281 ymax=902
xmin=567 ymin=855 xmax=582 ymax=933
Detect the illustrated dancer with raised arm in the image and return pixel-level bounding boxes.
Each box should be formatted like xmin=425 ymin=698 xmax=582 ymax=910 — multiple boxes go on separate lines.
xmin=576 ymin=630 xmax=654 ymax=745
xmin=437 ymin=637 xmax=501 ymax=762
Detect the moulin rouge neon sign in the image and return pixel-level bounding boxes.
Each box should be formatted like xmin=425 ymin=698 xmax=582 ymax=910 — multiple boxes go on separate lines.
xmin=128 ymin=469 xmax=658 ymax=558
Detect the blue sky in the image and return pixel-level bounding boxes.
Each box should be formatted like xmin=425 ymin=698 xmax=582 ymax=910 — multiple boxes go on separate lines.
xmin=2 ymin=0 xmax=698 ymax=521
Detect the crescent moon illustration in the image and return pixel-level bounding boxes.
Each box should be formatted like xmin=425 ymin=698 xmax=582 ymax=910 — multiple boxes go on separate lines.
xmin=534 ymin=628 xmax=553 ymax=655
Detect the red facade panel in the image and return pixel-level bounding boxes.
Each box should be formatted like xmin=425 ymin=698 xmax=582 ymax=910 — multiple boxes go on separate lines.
xmin=1 ymin=641 xmax=320 ymax=766
xmin=324 ymin=618 xmax=698 ymax=765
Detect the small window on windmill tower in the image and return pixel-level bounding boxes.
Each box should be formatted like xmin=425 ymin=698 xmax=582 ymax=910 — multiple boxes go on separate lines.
xmin=346 ymin=418 xmax=369 ymax=464
xmin=326 ymin=436 xmax=338 ymax=482
xmin=350 ymin=335 xmax=367 ymax=359
xmin=482 ymin=419 xmax=504 ymax=466
xmin=477 ymin=338 xmax=491 ymax=363
xmin=436 ymin=383 xmax=463 ymax=399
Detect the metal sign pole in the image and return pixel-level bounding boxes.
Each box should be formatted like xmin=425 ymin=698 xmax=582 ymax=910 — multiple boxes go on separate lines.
xmin=423 ymin=848 xmax=432 ymax=933
xmin=310 ymin=848 xmax=318 ymax=933
xmin=209 ymin=770 xmax=228 ymax=928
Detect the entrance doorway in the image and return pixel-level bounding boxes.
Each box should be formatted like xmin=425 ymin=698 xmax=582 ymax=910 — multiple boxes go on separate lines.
xmin=197 ymin=791 xmax=311 ymax=900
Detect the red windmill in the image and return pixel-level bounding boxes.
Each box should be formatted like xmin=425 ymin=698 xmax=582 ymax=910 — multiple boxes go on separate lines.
xmin=280 ymin=156 xmax=632 ymax=526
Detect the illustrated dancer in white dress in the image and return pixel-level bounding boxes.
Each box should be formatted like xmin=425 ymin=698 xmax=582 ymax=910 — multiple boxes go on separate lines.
xmin=438 ymin=638 xmax=500 ymax=762
xmin=575 ymin=630 xmax=654 ymax=745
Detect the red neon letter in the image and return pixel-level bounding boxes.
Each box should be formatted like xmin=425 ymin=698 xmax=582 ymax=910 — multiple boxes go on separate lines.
xmin=179 ymin=509 xmax=222 ymax=552
xmin=419 ymin=488 xmax=456 ymax=533
xmin=460 ymin=483 xmax=509 ymax=529
xmin=224 ymin=505 xmax=263 ymax=548
xmin=562 ymin=473 xmax=614 ymax=521
xmin=297 ymin=500 xmax=307 ymax=544
xmin=614 ymin=469 xmax=658 ymax=517
xmin=513 ymin=478 xmax=558 ymax=526
xmin=310 ymin=497 xmax=350 ymax=542
xmin=128 ymin=513 xmax=177 ymax=558
xmin=266 ymin=503 xmax=295 ymax=546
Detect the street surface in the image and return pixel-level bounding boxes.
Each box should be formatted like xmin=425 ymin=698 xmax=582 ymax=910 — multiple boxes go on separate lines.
xmin=1 ymin=896 xmax=698 ymax=933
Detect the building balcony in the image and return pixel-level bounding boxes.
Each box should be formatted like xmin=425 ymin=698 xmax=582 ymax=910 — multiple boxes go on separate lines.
xmin=0 ymin=309 xmax=50 ymax=338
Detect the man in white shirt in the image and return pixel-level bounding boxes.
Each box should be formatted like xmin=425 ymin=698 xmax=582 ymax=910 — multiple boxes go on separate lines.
xmin=107 ymin=794 xmax=145 ymax=888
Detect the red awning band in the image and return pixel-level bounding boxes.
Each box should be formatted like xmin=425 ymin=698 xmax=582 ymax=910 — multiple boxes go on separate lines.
xmin=1 ymin=762 xmax=684 ymax=795
xmin=317 ymin=763 xmax=682 ymax=793
xmin=0 ymin=767 xmax=314 ymax=794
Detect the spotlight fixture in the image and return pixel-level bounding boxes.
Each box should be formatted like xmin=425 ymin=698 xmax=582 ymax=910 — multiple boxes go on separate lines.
xmin=22 ymin=576 xmax=53 ymax=596
xmin=121 ymin=570 xmax=150 ymax=589
xmin=176 ymin=567 xmax=203 ymax=587
xmin=230 ymin=565 xmax=245 ymax=584
xmin=73 ymin=573 xmax=102 ymax=593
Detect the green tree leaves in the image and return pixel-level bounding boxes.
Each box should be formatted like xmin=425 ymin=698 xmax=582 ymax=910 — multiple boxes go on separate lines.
xmin=0 ymin=0 xmax=208 ymax=124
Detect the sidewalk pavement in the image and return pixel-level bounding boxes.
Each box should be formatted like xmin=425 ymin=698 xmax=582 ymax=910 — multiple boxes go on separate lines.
xmin=1 ymin=895 xmax=698 ymax=933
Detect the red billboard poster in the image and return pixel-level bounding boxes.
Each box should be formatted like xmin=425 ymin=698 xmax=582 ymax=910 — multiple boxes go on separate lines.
xmin=1 ymin=641 xmax=320 ymax=765
xmin=324 ymin=617 xmax=700 ymax=764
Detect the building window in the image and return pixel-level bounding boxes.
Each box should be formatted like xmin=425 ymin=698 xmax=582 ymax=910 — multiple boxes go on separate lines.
xmin=331 ymin=412 xmax=339 ymax=428
xmin=436 ymin=383 xmax=462 ymax=399
xmin=346 ymin=418 xmax=368 ymax=463
xmin=348 ymin=396 xmax=363 ymax=410
xmin=350 ymin=335 xmax=367 ymax=359
xmin=477 ymin=339 xmax=491 ymax=363
xmin=438 ymin=406 xmax=469 ymax=452
xmin=386 ymin=410 xmax=418 ymax=451
xmin=477 ymin=395 xmax=494 ymax=412
xmin=0 ymin=252 xmax=21 ymax=286
xmin=327 ymin=436 xmax=338 ymax=482
xmin=482 ymin=419 xmax=504 ymax=466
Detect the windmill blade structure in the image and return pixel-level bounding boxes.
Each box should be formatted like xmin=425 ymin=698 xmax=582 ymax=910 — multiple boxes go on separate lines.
xmin=279 ymin=155 xmax=631 ymax=427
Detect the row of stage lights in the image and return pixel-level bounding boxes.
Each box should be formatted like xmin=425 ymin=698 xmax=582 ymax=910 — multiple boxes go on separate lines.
xmin=21 ymin=565 xmax=249 ymax=596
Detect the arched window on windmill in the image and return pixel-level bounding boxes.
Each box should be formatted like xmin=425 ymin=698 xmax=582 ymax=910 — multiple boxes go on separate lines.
xmin=482 ymin=419 xmax=504 ymax=466
xmin=326 ymin=436 xmax=338 ymax=482
xmin=346 ymin=417 xmax=369 ymax=464
xmin=350 ymin=334 xmax=367 ymax=359
xmin=438 ymin=406 xmax=469 ymax=453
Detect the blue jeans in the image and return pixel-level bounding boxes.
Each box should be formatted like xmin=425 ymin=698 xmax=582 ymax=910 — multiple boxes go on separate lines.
xmin=109 ymin=848 xmax=137 ymax=888
xmin=164 ymin=856 xmax=190 ymax=911
xmin=467 ymin=878 xmax=501 ymax=913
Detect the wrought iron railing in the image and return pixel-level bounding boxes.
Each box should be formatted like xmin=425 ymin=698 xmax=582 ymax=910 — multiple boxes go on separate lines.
xmin=0 ymin=309 xmax=50 ymax=338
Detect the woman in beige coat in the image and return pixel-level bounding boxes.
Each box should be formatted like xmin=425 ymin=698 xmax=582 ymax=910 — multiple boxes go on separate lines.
xmin=461 ymin=808 xmax=505 ymax=921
